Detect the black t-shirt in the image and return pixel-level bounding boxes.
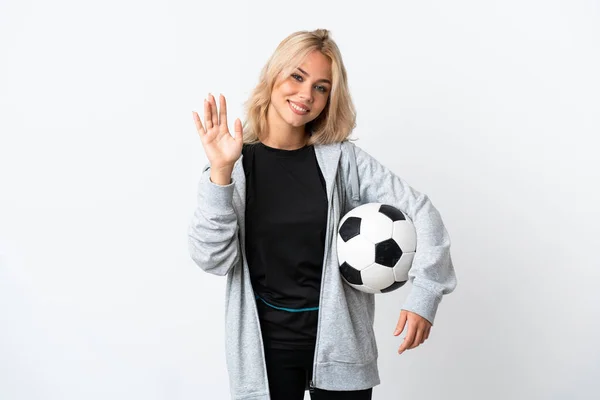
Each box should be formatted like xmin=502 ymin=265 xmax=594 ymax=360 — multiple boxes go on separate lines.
xmin=242 ymin=141 xmax=328 ymax=350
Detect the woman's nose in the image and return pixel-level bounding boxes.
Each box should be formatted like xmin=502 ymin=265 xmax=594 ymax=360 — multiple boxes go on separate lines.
xmin=298 ymin=84 xmax=313 ymax=103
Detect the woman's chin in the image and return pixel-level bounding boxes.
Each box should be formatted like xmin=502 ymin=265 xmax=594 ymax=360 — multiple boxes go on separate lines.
xmin=286 ymin=113 xmax=316 ymax=128
xmin=284 ymin=118 xmax=308 ymax=128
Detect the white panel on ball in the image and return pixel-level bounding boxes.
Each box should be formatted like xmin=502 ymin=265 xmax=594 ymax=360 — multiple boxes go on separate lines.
xmin=360 ymin=212 xmax=394 ymax=244
xmin=343 ymin=235 xmax=375 ymax=270
xmin=361 ymin=263 xmax=395 ymax=290
xmin=393 ymin=252 xmax=415 ymax=281
xmin=392 ymin=220 xmax=417 ymax=252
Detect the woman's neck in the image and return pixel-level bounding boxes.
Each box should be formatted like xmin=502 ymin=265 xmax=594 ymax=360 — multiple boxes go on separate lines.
xmin=260 ymin=133 xmax=308 ymax=150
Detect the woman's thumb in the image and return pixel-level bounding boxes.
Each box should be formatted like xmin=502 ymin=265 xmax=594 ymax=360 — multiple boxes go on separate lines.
xmin=234 ymin=118 xmax=243 ymax=139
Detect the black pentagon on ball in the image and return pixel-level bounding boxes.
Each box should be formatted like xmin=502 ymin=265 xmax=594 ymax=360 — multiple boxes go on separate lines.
xmin=339 ymin=262 xmax=363 ymax=285
xmin=378 ymin=204 xmax=406 ymax=222
xmin=339 ymin=216 xmax=361 ymax=242
xmin=374 ymin=238 xmax=403 ymax=267
xmin=381 ymin=280 xmax=407 ymax=293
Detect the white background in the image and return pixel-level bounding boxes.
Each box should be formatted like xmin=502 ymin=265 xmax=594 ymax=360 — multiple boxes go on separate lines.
xmin=1 ymin=0 xmax=599 ymax=399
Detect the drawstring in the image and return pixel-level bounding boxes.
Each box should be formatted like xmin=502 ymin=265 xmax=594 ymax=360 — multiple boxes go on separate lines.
xmin=343 ymin=141 xmax=360 ymax=201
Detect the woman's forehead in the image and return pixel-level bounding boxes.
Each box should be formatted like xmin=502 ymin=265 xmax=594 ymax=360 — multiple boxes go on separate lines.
xmin=294 ymin=51 xmax=333 ymax=80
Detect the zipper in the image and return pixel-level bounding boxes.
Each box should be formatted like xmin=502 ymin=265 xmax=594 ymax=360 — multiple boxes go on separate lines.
xmin=309 ymin=379 xmax=316 ymax=394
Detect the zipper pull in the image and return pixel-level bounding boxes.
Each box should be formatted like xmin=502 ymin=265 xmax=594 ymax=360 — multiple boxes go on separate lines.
xmin=309 ymin=380 xmax=315 ymax=394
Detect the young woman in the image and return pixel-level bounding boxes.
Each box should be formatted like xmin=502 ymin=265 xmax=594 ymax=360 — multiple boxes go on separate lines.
xmin=189 ymin=29 xmax=457 ymax=400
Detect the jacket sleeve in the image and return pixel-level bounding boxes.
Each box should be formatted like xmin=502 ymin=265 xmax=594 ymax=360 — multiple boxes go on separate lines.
xmin=187 ymin=163 xmax=241 ymax=276
xmin=349 ymin=144 xmax=457 ymax=325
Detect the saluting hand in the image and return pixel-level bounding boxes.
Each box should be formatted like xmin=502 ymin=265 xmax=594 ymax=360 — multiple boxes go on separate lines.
xmin=394 ymin=309 xmax=432 ymax=355
xmin=192 ymin=93 xmax=243 ymax=169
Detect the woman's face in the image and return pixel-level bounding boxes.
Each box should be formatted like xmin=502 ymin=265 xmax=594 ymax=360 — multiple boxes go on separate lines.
xmin=269 ymin=50 xmax=333 ymax=129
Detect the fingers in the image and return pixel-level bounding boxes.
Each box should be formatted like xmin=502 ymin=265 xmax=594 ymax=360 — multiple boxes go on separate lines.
xmin=196 ymin=93 xmax=237 ymax=140
xmin=396 ymin=310 xmax=432 ymax=354
xmin=409 ymin=328 xmax=425 ymax=350
xmin=398 ymin=325 xmax=416 ymax=354
xmin=204 ymin=98 xmax=213 ymax=130
xmin=393 ymin=311 xmax=407 ymax=336
xmin=219 ymin=94 xmax=229 ymax=132
xmin=192 ymin=111 xmax=205 ymax=137
xmin=209 ymin=94 xmax=219 ymax=127
xmin=233 ymin=118 xmax=243 ymax=140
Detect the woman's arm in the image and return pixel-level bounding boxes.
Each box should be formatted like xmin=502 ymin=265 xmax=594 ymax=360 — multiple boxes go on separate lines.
xmin=187 ymin=163 xmax=241 ymax=276
xmin=348 ymin=143 xmax=457 ymax=324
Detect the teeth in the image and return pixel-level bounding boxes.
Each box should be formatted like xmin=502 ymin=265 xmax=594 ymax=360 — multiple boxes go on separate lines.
xmin=290 ymin=101 xmax=308 ymax=112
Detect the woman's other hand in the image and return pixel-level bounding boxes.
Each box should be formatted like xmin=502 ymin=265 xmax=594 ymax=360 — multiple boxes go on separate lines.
xmin=394 ymin=309 xmax=432 ymax=355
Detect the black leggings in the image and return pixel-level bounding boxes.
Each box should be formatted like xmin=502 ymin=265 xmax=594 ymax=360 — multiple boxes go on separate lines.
xmin=263 ymin=346 xmax=373 ymax=400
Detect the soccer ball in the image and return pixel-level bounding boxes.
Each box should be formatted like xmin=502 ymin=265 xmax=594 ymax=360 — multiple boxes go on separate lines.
xmin=337 ymin=203 xmax=417 ymax=294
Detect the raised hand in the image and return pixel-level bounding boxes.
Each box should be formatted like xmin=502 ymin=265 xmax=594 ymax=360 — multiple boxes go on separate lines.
xmin=192 ymin=93 xmax=243 ymax=171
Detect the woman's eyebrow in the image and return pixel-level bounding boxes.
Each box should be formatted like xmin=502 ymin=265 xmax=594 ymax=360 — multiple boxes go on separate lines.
xmin=297 ymin=67 xmax=332 ymax=84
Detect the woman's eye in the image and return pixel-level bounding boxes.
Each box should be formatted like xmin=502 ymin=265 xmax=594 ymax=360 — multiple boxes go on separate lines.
xmin=291 ymin=73 xmax=328 ymax=93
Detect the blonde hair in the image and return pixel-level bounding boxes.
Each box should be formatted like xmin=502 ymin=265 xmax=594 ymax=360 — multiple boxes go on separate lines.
xmin=243 ymin=29 xmax=356 ymax=145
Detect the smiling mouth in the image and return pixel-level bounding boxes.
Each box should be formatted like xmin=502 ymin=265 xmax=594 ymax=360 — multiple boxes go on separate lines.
xmin=288 ymin=100 xmax=310 ymax=114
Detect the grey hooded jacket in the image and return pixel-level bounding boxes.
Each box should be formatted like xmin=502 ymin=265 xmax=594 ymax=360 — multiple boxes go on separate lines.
xmin=188 ymin=141 xmax=457 ymax=399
